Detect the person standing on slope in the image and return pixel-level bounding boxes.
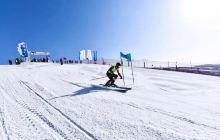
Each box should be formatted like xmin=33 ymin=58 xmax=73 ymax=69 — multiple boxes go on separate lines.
xmin=105 ymin=62 xmax=123 ymax=87
xmin=60 ymin=58 xmax=63 ymax=65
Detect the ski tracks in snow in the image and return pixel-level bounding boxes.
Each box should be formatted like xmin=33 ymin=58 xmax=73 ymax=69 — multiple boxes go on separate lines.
xmin=19 ymin=80 xmax=96 ymax=140
xmin=0 ymin=104 xmax=10 ymax=140
xmin=127 ymin=102 xmax=219 ymax=130
xmin=0 ymin=86 xmax=12 ymax=140
xmin=0 ymin=83 xmax=60 ymax=140
xmin=0 ymin=74 xmax=96 ymax=140
xmin=125 ymin=102 xmax=220 ymax=139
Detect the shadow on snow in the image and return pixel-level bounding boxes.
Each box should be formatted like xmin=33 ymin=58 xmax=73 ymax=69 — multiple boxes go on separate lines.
xmin=50 ymin=85 xmax=123 ymax=100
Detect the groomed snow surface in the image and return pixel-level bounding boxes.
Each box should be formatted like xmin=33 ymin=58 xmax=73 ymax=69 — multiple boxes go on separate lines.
xmin=0 ymin=63 xmax=219 ymax=140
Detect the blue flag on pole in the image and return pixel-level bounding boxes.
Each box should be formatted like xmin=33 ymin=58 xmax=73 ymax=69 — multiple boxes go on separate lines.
xmin=120 ymin=52 xmax=131 ymax=61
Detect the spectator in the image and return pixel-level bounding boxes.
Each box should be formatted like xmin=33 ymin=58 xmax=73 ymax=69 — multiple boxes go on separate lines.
xmin=8 ymin=59 xmax=13 ymax=65
xmin=15 ymin=58 xmax=21 ymax=65
xmin=60 ymin=58 xmax=63 ymax=65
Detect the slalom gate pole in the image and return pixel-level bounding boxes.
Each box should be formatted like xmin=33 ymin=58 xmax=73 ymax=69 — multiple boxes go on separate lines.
xmin=121 ymin=58 xmax=125 ymax=86
xmin=131 ymin=60 xmax=134 ymax=84
xmin=90 ymin=76 xmax=107 ymax=81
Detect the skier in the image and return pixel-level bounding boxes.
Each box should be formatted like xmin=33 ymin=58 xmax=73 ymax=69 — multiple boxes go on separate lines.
xmin=105 ymin=62 xmax=123 ymax=87
xmin=8 ymin=59 xmax=13 ymax=65
xmin=60 ymin=58 xmax=63 ymax=65
xmin=15 ymin=58 xmax=21 ymax=65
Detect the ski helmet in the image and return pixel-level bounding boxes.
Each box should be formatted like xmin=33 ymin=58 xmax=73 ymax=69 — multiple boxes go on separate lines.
xmin=116 ymin=62 xmax=121 ymax=67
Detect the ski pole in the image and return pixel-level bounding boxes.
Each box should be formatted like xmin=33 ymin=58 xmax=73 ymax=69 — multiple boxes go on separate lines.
xmin=90 ymin=76 xmax=107 ymax=81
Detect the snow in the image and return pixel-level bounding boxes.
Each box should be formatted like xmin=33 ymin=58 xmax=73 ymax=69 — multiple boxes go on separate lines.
xmin=0 ymin=63 xmax=220 ymax=140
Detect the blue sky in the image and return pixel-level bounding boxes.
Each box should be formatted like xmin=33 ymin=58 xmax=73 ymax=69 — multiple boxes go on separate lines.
xmin=0 ymin=0 xmax=220 ymax=64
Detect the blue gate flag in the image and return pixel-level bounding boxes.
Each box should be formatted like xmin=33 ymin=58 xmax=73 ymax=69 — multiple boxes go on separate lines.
xmin=120 ymin=52 xmax=131 ymax=61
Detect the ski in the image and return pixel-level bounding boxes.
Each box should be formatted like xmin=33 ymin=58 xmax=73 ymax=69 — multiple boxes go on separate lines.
xmin=92 ymin=84 xmax=128 ymax=93
xmin=100 ymin=84 xmax=132 ymax=90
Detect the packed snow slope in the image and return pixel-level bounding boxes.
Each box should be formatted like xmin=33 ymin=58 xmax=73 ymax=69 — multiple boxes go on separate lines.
xmin=0 ymin=63 xmax=220 ymax=140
